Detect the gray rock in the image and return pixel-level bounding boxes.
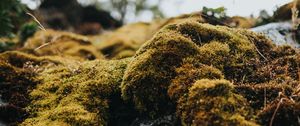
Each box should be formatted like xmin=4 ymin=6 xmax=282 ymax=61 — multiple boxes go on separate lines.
xmin=251 ymin=21 xmax=299 ymax=48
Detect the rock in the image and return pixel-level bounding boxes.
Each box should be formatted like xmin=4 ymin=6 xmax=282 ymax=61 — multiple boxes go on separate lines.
xmin=251 ymin=21 xmax=300 ymax=48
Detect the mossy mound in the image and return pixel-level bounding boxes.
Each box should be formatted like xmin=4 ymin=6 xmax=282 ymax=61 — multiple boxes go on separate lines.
xmin=0 ymin=51 xmax=75 ymax=125
xmin=177 ymin=79 xmax=257 ymax=126
xmin=23 ymin=29 xmax=104 ymax=60
xmin=168 ymin=58 xmax=224 ymax=101
xmin=92 ymin=12 xmax=252 ymax=60
xmin=120 ymin=19 xmax=300 ymax=125
xmin=93 ymin=23 xmax=154 ymax=59
xmin=121 ymin=21 xmax=264 ymax=116
xmin=21 ymin=58 xmax=131 ymax=126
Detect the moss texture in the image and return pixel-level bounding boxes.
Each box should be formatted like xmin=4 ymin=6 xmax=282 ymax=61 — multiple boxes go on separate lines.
xmin=121 ymin=21 xmax=262 ymax=116
xmin=21 ymin=58 xmax=131 ymax=126
xmin=0 ymin=51 xmax=73 ymax=125
xmin=177 ymin=79 xmax=257 ymax=126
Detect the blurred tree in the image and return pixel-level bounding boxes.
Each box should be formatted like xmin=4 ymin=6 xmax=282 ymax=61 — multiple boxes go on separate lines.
xmin=31 ymin=0 xmax=164 ymax=24
xmin=96 ymin=0 xmax=164 ymax=23
xmin=0 ymin=0 xmax=28 ymax=37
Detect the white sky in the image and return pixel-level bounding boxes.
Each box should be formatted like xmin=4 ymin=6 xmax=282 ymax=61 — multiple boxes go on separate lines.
xmin=159 ymin=0 xmax=292 ymax=17
xmin=21 ymin=0 xmax=293 ymax=23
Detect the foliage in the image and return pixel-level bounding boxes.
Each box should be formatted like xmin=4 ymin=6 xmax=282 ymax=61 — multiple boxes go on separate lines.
xmin=18 ymin=22 xmax=39 ymax=43
xmin=0 ymin=0 xmax=28 ymax=37
xmin=97 ymin=0 xmax=164 ymax=23
xmin=202 ymin=6 xmax=227 ymax=20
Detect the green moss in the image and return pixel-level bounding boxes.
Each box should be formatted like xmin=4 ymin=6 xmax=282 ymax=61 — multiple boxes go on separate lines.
xmin=21 ymin=58 xmax=131 ymax=126
xmin=0 ymin=51 xmax=75 ymax=124
xmin=121 ymin=20 xmax=268 ymax=117
xmin=177 ymin=79 xmax=257 ymax=126
xmin=168 ymin=57 xmax=224 ymax=101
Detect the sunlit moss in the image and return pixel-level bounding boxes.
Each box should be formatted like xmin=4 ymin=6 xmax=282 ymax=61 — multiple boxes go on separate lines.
xmin=121 ymin=20 xmax=266 ymax=117
xmin=21 ymin=58 xmax=131 ymax=126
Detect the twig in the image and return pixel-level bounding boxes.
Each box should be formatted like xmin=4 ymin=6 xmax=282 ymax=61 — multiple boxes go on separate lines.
xmin=269 ymin=98 xmax=284 ymax=126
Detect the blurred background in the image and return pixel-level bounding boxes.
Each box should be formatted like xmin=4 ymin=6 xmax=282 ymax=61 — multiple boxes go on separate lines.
xmin=0 ymin=0 xmax=297 ymax=37
xmin=21 ymin=0 xmax=292 ymax=23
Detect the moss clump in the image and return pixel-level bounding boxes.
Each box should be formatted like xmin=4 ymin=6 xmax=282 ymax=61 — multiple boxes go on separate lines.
xmin=168 ymin=57 xmax=224 ymax=101
xmin=0 ymin=51 xmax=74 ymax=125
xmin=23 ymin=29 xmax=104 ymax=60
xmin=177 ymin=79 xmax=257 ymax=126
xmin=121 ymin=20 xmax=265 ymax=117
xmin=258 ymin=98 xmax=300 ymax=126
xmin=21 ymin=58 xmax=131 ymax=126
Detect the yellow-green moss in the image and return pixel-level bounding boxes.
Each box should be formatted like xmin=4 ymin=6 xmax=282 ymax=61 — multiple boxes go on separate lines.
xmin=177 ymin=79 xmax=257 ymax=126
xmin=0 ymin=51 xmax=78 ymax=124
xmin=121 ymin=20 xmax=268 ymax=117
xmin=21 ymin=58 xmax=131 ymax=126
xmin=22 ymin=29 xmax=104 ymax=60
xmin=168 ymin=57 xmax=224 ymax=101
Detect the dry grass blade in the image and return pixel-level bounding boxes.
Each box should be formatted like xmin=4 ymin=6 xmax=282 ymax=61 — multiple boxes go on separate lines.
xmin=26 ymin=12 xmax=46 ymax=31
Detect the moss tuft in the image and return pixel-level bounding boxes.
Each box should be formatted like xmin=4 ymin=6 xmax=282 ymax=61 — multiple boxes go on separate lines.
xmin=21 ymin=58 xmax=131 ymax=126
xmin=177 ymin=79 xmax=257 ymax=126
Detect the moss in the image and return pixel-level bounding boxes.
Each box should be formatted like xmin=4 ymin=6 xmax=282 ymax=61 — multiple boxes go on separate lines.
xmin=258 ymin=98 xmax=300 ymax=126
xmin=235 ymin=82 xmax=294 ymax=110
xmin=93 ymin=22 xmax=156 ymax=59
xmin=21 ymin=58 xmax=131 ymax=126
xmin=0 ymin=51 xmax=73 ymax=125
xmin=177 ymin=79 xmax=257 ymax=126
xmin=168 ymin=57 xmax=224 ymax=101
xmin=23 ymin=29 xmax=104 ymax=60
xmin=121 ymin=20 xmax=267 ymax=117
